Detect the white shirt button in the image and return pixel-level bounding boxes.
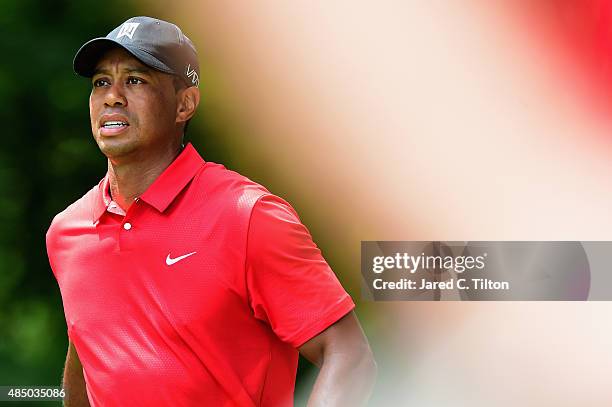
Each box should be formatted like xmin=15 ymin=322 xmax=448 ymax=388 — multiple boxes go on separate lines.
xmin=123 ymin=222 xmax=132 ymax=230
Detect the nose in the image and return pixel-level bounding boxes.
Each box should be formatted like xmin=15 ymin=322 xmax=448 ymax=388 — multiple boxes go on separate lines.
xmin=104 ymin=82 xmax=127 ymax=107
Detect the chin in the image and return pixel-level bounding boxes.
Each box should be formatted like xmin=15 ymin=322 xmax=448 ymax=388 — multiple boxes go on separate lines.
xmin=96 ymin=138 xmax=139 ymax=159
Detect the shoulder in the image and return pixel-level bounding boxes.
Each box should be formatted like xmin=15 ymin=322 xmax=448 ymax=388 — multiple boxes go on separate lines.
xmin=193 ymin=161 xmax=272 ymax=214
xmin=46 ymin=181 xmax=100 ymax=242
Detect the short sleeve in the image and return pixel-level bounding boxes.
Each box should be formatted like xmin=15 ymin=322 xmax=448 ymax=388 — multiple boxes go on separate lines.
xmin=46 ymin=220 xmax=72 ymax=339
xmin=245 ymin=194 xmax=355 ymax=348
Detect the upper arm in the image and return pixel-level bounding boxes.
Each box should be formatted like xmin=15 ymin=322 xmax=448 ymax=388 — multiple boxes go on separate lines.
xmin=63 ymin=340 xmax=91 ymax=406
xmin=298 ymin=312 xmax=377 ymax=406
xmin=298 ymin=311 xmax=373 ymax=367
xmin=66 ymin=340 xmax=83 ymax=371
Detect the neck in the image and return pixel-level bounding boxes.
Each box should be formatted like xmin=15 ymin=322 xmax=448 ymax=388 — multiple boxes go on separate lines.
xmin=107 ymin=143 xmax=183 ymax=211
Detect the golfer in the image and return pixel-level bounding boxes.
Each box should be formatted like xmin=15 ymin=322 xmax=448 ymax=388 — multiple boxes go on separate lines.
xmin=45 ymin=16 xmax=376 ymax=407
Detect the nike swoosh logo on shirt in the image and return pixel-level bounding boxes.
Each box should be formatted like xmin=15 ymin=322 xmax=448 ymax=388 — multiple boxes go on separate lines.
xmin=166 ymin=251 xmax=197 ymax=266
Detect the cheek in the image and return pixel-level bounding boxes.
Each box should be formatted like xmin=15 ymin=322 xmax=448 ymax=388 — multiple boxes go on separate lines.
xmin=89 ymin=95 xmax=99 ymax=122
xmin=142 ymin=92 xmax=177 ymax=123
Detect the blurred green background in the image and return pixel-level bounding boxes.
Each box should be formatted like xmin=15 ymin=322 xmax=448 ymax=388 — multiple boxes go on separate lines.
xmin=0 ymin=0 xmax=332 ymax=405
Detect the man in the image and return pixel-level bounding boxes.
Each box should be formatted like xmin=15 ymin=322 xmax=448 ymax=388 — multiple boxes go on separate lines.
xmin=46 ymin=16 xmax=376 ymax=406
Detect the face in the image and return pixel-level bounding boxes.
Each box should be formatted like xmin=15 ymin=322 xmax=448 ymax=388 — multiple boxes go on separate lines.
xmin=89 ymin=47 xmax=180 ymax=159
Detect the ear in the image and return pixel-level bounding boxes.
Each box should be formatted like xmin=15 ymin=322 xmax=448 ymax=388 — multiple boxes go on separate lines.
xmin=176 ymin=87 xmax=200 ymax=125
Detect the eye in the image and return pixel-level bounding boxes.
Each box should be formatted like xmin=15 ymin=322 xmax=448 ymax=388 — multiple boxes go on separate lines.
xmin=93 ymin=78 xmax=110 ymax=87
xmin=127 ymin=77 xmax=144 ymax=85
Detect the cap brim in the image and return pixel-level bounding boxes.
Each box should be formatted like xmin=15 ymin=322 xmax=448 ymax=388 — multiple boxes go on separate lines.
xmin=73 ymin=38 xmax=175 ymax=77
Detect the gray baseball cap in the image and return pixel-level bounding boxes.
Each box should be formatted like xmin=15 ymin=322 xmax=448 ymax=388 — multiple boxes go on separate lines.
xmin=73 ymin=16 xmax=200 ymax=87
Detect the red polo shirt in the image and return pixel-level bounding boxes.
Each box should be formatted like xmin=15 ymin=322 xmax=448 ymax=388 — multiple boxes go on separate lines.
xmin=45 ymin=143 xmax=355 ymax=406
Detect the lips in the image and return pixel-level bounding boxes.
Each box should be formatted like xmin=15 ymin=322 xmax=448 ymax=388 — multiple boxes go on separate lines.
xmin=102 ymin=120 xmax=128 ymax=128
xmin=99 ymin=113 xmax=130 ymax=136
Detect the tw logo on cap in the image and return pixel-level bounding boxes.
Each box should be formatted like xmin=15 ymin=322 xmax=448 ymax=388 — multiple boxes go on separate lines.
xmin=116 ymin=22 xmax=140 ymax=40
xmin=185 ymin=64 xmax=199 ymax=87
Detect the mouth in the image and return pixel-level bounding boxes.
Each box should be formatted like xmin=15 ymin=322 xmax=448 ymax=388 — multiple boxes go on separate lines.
xmin=99 ymin=115 xmax=130 ymax=136
xmin=101 ymin=120 xmax=129 ymax=129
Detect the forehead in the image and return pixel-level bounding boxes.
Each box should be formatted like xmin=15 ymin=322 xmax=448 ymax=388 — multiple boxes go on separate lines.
xmin=93 ymin=47 xmax=150 ymax=73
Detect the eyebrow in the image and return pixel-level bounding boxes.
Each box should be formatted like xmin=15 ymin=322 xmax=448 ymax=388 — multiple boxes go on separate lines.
xmin=92 ymin=66 xmax=152 ymax=76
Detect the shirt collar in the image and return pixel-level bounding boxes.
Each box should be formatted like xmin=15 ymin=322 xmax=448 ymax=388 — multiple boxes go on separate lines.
xmin=92 ymin=143 xmax=205 ymax=223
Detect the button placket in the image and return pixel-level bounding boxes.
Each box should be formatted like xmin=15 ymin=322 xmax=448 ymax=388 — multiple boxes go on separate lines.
xmin=118 ymin=199 xmax=141 ymax=251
